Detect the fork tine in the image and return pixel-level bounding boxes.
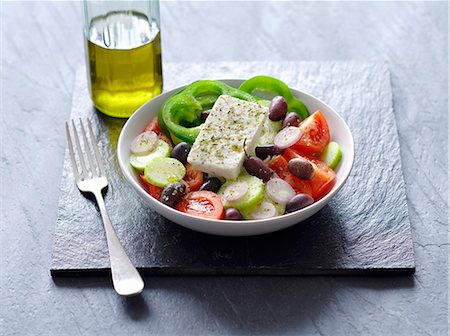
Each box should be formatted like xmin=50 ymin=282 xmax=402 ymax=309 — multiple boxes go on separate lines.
xmin=87 ymin=119 xmax=106 ymax=177
xmin=71 ymin=119 xmax=88 ymax=180
xmin=79 ymin=118 xmax=97 ymax=177
xmin=65 ymin=122 xmax=81 ymax=182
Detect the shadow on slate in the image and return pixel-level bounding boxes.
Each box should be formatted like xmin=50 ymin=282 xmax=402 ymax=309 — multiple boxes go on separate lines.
xmin=51 ymin=62 xmax=415 ymax=277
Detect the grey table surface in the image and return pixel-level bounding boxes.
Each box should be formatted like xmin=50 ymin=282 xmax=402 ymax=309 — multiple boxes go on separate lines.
xmin=1 ymin=1 xmax=448 ymax=335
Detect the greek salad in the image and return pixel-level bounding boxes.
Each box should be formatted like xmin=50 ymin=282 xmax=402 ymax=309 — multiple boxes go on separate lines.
xmin=129 ymin=76 xmax=342 ymax=220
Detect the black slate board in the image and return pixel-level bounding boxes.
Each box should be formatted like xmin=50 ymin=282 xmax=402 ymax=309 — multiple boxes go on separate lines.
xmin=51 ymin=62 xmax=415 ymax=276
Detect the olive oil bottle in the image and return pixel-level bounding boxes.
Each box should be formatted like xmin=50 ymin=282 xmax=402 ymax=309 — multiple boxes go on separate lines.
xmin=85 ymin=10 xmax=162 ymax=118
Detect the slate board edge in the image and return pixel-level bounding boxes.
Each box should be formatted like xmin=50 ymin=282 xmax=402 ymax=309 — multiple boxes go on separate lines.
xmin=50 ymin=266 xmax=415 ymax=277
xmin=383 ymin=64 xmax=417 ymax=269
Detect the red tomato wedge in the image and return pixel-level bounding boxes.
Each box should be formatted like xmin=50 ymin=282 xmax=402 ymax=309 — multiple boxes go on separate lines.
xmin=284 ymin=173 xmax=313 ymax=196
xmin=159 ymin=133 xmax=173 ymax=148
xmin=144 ymin=117 xmax=173 ymax=148
xmin=283 ymin=148 xmax=335 ymax=199
xmin=268 ymin=155 xmax=289 ymax=179
xmin=183 ymin=164 xmax=204 ymax=191
xmin=144 ymin=117 xmax=161 ymax=134
xmin=176 ymin=191 xmax=224 ymax=219
xmin=283 ymin=148 xmax=302 ymax=162
xmin=139 ymin=172 xmax=163 ymax=199
xmin=292 ymin=110 xmax=330 ymax=154
xmin=268 ymin=155 xmax=313 ymax=196
xmin=307 ymin=156 xmax=336 ymax=199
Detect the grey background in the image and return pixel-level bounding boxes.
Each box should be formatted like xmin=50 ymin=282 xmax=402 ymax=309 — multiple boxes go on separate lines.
xmin=1 ymin=1 xmax=448 ymax=335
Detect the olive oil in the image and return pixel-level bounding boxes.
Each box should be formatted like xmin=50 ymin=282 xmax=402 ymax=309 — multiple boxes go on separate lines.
xmin=86 ymin=11 xmax=162 ymax=118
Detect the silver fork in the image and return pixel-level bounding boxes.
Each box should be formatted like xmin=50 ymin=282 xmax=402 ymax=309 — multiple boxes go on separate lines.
xmin=66 ymin=118 xmax=144 ymax=296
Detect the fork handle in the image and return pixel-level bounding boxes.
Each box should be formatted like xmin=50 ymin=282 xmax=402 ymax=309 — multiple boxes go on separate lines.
xmin=93 ymin=191 xmax=145 ymax=296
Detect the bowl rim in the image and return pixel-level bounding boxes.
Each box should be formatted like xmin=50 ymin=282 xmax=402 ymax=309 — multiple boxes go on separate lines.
xmin=117 ymin=79 xmax=355 ymax=227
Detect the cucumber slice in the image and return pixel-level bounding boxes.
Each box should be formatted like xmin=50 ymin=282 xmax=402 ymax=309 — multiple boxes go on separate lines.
xmin=319 ymin=141 xmax=342 ymax=169
xmin=144 ymin=157 xmax=186 ymax=187
xmin=249 ymin=201 xmax=277 ymax=219
xmin=218 ymin=175 xmax=265 ymax=211
xmin=258 ymin=99 xmax=272 ymax=107
xmin=271 ymin=197 xmax=286 ymax=216
xmin=241 ymin=195 xmax=286 ymax=220
xmin=256 ymin=118 xmax=282 ymax=146
xmin=130 ymin=139 xmax=171 ymax=170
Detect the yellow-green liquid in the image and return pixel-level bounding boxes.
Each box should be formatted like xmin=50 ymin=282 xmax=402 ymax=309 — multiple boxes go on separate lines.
xmin=86 ymin=11 xmax=162 ymax=118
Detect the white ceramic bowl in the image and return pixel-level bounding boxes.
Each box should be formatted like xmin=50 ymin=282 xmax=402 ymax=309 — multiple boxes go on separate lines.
xmin=117 ymin=79 xmax=354 ymax=236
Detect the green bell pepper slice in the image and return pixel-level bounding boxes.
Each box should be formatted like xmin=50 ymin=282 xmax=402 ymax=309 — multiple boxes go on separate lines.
xmin=239 ymin=76 xmax=309 ymax=120
xmin=158 ymin=80 xmax=257 ymax=144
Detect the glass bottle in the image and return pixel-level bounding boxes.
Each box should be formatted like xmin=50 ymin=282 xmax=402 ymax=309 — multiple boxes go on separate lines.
xmin=83 ymin=0 xmax=162 ymax=118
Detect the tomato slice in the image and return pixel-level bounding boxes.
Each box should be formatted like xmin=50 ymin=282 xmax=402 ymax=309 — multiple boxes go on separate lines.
xmin=268 ymin=155 xmax=289 ymax=179
xmin=283 ymin=148 xmax=300 ymax=162
xmin=176 ymin=191 xmax=224 ymax=219
xmin=139 ymin=172 xmax=163 ymax=200
xmin=283 ymin=148 xmax=335 ymax=199
xmin=158 ymin=132 xmax=173 ymax=148
xmin=292 ymin=110 xmax=330 ymax=154
xmin=183 ymin=164 xmax=204 ymax=191
xmin=284 ymin=173 xmax=313 ymax=196
xmin=144 ymin=117 xmax=161 ymax=134
xmin=307 ymin=156 xmax=336 ymax=199
xmin=144 ymin=117 xmax=173 ymax=148
xmin=268 ymin=155 xmax=313 ymax=196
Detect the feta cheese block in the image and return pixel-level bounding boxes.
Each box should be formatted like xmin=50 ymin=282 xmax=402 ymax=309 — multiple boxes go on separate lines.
xmin=187 ymin=95 xmax=267 ymax=179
